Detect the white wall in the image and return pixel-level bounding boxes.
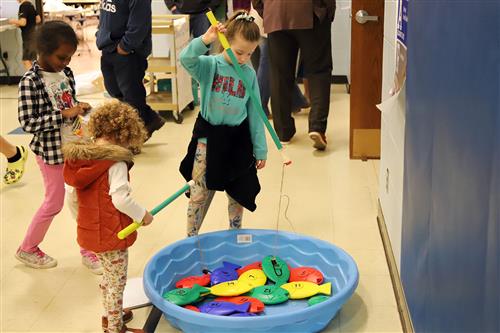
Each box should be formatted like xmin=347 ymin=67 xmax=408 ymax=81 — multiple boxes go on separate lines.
xmin=331 ymin=0 xmax=351 ymax=77
xmin=378 ymin=0 xmax=406 ymax=269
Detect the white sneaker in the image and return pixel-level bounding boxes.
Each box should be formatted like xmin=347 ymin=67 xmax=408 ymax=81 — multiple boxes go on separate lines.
xmin=82 ymin=253 xmax=103 ymax=275
xmin=15 ymin=247 xmax=57 ymax=269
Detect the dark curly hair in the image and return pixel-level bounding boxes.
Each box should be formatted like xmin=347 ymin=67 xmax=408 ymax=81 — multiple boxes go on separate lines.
xmin=88 ymin=101 xmax=148 ymax=148
xmin=36 ymin=20 xmax=78 ymax=56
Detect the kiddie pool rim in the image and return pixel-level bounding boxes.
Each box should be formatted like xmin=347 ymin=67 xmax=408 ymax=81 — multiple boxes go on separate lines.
xmin=143 ymin=229 xmax=359 ymax=329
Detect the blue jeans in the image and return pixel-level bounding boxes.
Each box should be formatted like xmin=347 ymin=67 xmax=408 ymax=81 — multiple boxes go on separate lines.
xmin=257 ymin=38 xmax=309 ymax=116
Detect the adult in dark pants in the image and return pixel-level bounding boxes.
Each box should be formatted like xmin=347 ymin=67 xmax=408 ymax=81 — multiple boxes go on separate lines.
xmin=164 ymin=0 xmax=222 ymax=105
xmin=252 ymin=0 xmax=335 ymax=150
xmin=96 ymin=0 xmax=165 ymax=139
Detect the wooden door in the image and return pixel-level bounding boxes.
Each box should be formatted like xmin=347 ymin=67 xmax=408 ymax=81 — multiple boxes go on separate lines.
xmin=350 ymin=0 xmax=384 ymax=159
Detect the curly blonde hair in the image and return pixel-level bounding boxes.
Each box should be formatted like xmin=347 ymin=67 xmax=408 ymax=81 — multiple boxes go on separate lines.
xmin=88 ymin=101 xmax=148 ymax=148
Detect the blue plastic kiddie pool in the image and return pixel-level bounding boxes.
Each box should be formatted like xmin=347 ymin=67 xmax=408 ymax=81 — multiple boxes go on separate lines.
xmin=143 ymin=229 xmax=359 ymax=333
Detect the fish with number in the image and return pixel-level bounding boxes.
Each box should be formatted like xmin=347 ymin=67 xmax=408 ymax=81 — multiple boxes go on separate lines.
xmin=280 ymin=281 xmax=331 ymax=299
xmin=215 ymin=296 xmax=265 ymax=313
xmin=209 ymin=280 xmax=253 ymax=297
xmin=237 ymin=261 xmax=262 ymax=276
xmin=211 ymin=261 xmax=241 ymax=285
xmin=162 ymin=284 xmax=210 ymax=305
xmin=176 ymin=273 xmax=211 ymax=288
xmin=289 ymin=267 xmax=324 ymax=284
xmin=249 ymin=285 xmax=289 ymax=305
xmin=199 ymin=301 xmax=250 ymax=316
xmin=262 ymin=256 xmax=290 ymax=286
xmin=237 ymin=269 xmax=267 ymax=288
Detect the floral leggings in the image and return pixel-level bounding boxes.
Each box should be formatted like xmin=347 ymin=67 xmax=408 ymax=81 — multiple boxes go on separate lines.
xmin=96 ymin=249 xmax=128 ymax=333
xmin=187 ymin=142 xmax=243 ymax=237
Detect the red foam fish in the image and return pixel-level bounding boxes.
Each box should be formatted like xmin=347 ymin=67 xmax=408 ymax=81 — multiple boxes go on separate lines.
xmin=289 ymin=267 xmax=324 ymax=284
xmin=237 ymin=262 xmax=262 ymax=276
xmin=215 ymin=296 xmax=265 ymax=313
xmin=184 ymin=305 xmax=200 ymax=312
xmin=175 ymin=273 xmax=211 ymax=289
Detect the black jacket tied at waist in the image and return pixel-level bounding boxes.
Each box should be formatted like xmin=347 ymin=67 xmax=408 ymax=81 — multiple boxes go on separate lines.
xmin=179 ymin=115 xmax=261 ymax=211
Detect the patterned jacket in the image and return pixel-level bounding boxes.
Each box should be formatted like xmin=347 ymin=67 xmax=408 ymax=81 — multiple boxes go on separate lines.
xmin=18 ymin=61 xmax=77 ymax=165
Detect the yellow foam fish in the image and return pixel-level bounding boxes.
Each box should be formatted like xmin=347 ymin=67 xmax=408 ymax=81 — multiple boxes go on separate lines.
xmin=238 ymin=269 xmax=267 ymax=288
xmin=209 ymin=280 xmax=253 ymax=297
xmin=280 ymin=281 xmax=331 ymax=299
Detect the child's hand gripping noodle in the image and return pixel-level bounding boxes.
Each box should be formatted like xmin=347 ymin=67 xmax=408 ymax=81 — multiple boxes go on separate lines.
xmin=117 ymin=180 xmax=195 ymax=239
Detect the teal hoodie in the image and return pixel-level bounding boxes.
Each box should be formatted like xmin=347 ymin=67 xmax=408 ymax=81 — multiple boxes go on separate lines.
xmin=180 ymin=37 xmax=267 ymax=161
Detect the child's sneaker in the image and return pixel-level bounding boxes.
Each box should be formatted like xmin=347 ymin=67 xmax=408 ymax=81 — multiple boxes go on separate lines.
xmin=4 ymin=146 xmax=28 ymax=184
xmin=15 ymin=247 xmax=57 ymax=269
xmin=102 ymin=309 xmax=133 ymax=331
xmin=120 ymin=326 xmax=144 ymax=333
xmin=82 ymin=252 xmax=103 ymax=275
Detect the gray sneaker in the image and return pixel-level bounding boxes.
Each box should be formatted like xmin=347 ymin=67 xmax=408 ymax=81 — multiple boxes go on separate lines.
xmin=15 ymin=248 xmax=57 ymax=269
xmin=82 ymin=252 xmax=103 ymax=275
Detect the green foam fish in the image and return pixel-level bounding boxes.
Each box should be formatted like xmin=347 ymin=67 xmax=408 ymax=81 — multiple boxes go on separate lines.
xmin=249 ymin=285 xmax=289 ymax=305
xmin=308 ymin=295 xmax=330 ymax=306
xmin=262 ymin=255 xmax=290 ymax=286
xmin=162 ymin=284 xmax=211 ymax=306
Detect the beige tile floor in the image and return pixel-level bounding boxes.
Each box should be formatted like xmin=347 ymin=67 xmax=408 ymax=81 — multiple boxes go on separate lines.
xmin=0 ymin=50 xmax=402 ymax=332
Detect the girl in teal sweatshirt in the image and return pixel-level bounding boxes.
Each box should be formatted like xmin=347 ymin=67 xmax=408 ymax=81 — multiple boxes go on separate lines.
xmin=179 ymin=11 xmax=267 ymax=237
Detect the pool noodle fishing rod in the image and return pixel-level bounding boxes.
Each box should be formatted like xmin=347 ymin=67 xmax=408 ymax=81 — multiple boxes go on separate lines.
xmin=117 ymin=180 xmax=195 ymax=239
xmin=206 ymin=11 xmax=292 ymax=166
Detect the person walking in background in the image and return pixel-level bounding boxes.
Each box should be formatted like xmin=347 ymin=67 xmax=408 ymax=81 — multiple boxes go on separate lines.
xmin=1 ymin=135 xmax=28 ymax=184
xmin=15 ymin=21 xmax=101 ymax=273
xmin=9 ymin=0 xmax=41 ymax=70
xmin=250 ymin=5 xmax=310 ymax=119
xmin=96 ymin=0 xmax=165 ymax=140
xmin=252 ymin=0 xmax=335 ymax=150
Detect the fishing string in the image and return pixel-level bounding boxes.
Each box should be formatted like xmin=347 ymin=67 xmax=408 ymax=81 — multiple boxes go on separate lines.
xmin=273 ymin=162 xmax=295 ymax=260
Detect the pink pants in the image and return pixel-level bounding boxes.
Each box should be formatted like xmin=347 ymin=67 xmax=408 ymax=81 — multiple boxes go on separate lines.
xmin=19 ymin=155 xmax=90 ymax=256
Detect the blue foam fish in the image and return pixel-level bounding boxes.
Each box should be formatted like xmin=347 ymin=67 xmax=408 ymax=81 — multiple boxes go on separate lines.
xmin=199 ymin=301 xmax=250 ymax=316
xmin=210 ymin=261 xmax=241 ymax=286
xmin=229 ymin=312 xmax=258 ymax=317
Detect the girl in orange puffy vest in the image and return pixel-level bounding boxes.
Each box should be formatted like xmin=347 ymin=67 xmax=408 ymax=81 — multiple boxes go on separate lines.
xmin=63 ymin=101 xmax=153 ymax=333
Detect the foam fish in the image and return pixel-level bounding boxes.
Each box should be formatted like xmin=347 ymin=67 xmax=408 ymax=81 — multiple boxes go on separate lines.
xmin=280 ymin=281 xmax=331 ymax=299
xmin=215 ymin=296 xmax=265 ymax=313
xmin=289 ymin=267 xmax=324 ymax=284
xmin=307 ymin=295 xmax=330 ymax=306
xmin=237 ymin=261 xmax=262 ymax=276
xmin=229 ymin=312 xmax=258 ymax=317
xmin=262 ymin=256 xmax=290 ymax=286
xmin=199 ymin=301 xmax=250 ymax=316
xmin=176 ymin=273 xmax=211 ymax=288
xmin=209 ymin=280 xmax=253 ymax=297
xmin=163 ymin=284 xmax=211 ymax=306
xmin=211 ymin=261 xmax=241 ymax=286
xmin=249 ymin=285 xmax=289 ymax=305
xmin=184 ymin=305 xmax=201 ymax=312
xmin=237 ymin=269 xmax=267 ymax=288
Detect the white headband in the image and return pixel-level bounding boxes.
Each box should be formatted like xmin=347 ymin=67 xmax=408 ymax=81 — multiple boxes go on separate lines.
xmin=235 ymin=13 xmax=255 ymax=22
